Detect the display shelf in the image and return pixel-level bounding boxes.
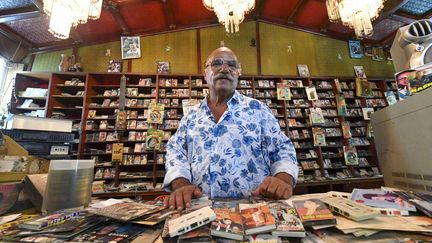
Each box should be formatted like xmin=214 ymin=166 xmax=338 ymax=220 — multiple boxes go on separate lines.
xmin=11 ymin=72 xmax=392 ymax=196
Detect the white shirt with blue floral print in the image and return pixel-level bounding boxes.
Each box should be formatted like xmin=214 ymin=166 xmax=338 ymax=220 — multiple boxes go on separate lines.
xmin=163 ymin=91 xmax=298 ymax=198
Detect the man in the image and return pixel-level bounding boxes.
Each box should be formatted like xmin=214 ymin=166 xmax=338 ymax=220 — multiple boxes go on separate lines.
xmin=163 ymin=47 xmax=298 ymax=210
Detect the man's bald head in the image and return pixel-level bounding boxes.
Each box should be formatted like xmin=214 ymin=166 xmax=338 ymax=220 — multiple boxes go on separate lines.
xmin=205 ymin=47 xmax=239 ymax=66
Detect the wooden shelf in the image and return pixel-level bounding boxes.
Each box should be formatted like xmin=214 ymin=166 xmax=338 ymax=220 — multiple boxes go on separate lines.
xmin=11 ymin=71 xmax=394 ymax=195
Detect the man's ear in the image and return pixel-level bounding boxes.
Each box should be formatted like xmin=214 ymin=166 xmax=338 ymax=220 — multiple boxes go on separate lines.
xmin=237 ymin=63 xmax=242 ymax=76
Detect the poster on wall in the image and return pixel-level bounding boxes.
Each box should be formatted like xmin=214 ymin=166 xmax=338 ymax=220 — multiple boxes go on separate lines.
xmin=349 ymin=40 xmax=363 ymax=59
xmin=121 ymin=36 xmax=141 ymax=59
xmin=395 ymin=63 xmax=432 ymax=97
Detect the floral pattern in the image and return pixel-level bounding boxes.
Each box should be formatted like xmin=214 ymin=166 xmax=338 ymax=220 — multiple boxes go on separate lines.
xmin=163 ymin=91 xmax=298 ymax=198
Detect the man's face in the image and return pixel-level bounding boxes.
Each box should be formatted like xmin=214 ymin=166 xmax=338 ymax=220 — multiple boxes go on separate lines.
xmin=129 ymin=43 xmax=137 ymax=51
xmin=204 ymin=50 xmax=240 ymax=95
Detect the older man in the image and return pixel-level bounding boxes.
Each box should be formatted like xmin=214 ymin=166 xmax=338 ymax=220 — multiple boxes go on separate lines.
xmin=163 ymin=47 xmax=298 ymax=210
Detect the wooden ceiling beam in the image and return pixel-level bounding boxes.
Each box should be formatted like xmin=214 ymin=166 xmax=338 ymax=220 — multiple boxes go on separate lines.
xmin=253 ymin=0 xmax=266 ymax=19
xmin=161 ymin=0 xmax=176 ymax=29
xmin=287 ymin=0 xmax=308 ymax=24
xmin=0 ymin=10 xmax=41 ymax=23
xmin=374 ymin=0 xmax=411 ymax=23
xmin=105 ymin=2 xmax=130 ymax=35
xmin=389 ymin=14 xmax=414 ymax=24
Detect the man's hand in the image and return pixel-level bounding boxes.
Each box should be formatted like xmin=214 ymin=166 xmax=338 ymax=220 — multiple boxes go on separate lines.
xmin=164 ymin=178 xmax=203 ymax=210
xmin=251 ymin=173 xmax=294 ymax=199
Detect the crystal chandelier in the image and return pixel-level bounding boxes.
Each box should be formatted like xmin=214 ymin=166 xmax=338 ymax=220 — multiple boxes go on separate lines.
xmin=42 ymin=0 xmax=103 ymax=39
xmin=326 ymin=0 xmax=385 ymax=38
xmin=202 ymin=0 xmax=255 ymax=34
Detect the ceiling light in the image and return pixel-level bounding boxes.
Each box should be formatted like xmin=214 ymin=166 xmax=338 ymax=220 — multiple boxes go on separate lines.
xmin=42 ymin=0 xmax=103 ymax=39
xmin=202 ymin=0 xmax=255 ymax=34
xmin=326 ymin=0 xmax=385 ymax=38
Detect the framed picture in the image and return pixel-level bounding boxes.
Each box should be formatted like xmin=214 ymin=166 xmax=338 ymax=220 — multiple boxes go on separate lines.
xmin=348 ymin=40 xmax=363 ymax=59
xmin=121 ymin=36 xmax=141 ymax=59
xmin=157 ymin=61 xmax=170 ymax=74
xmin=107 ymin=60 xmax=122 ymax=72
xmin=353 ymin=66 xmax=367 ymax=78
xmin=297 ymin=64 xmax=310 ymax=77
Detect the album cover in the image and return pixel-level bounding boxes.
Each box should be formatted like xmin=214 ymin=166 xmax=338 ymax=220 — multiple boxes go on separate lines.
xmin=268 ymin=202 xmax=305 ymax=237
xmin=157 ymin=61 xmax=170 ymax=74
xmin=305 ymin=87 xmax=318 ymax=101
xmin=292 ymin=199 xmax=336 ymax=227
xmin=356 ymin=78 xmax=372 ymax=97
xmin=312 ymin=127 xmax=327 ymax=146
xmin=351 ymin=189 xmax=416 ymax=211
xmin=309 ymin=107 xmax=325 ymax=125
xmin=354 ymin=66 xmax=367 ymax=78
xmin=276 ymin=83 xmax=291 ymax=100
xmin=362 ymin=107 xmax=374 ymax=120
xmin=343 ymin=146 xmax=359 ymax=165
xmin=211 ymin=208 xmax=245 ymax=241
xmin=89 ymin=202 xmax=161 ymax=221
xmin=349 ymin=40 xmax=363 ymax=59
xmin=107 ymin=60 xmax=122 ymax=72
xmin=341 ymin=121 xmax=352 ymax=139
xmin=336 ymin=96 xmax=347 ymax=116
xmin=145 ymin=128 xmax=163 ymax=150
xmin=87 ymin=110 xmax=96 ymax=118
xmin=239 ymin=203 xmax=276 ymax=235
xmin=147 ymin=103 xmax=165 ymax=124
xmin=19 ymin=210 xmax=81 ymax=230
xmin=297 ymin=64 xmax=310 ymax=77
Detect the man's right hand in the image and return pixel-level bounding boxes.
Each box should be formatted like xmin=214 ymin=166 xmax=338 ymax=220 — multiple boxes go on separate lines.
xmin=164 ymin=178 xmax=203 ymax=210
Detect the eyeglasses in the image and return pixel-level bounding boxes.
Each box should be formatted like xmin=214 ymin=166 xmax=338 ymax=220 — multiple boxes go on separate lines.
xmin=206 ymin=58 xmax=239 ymax=71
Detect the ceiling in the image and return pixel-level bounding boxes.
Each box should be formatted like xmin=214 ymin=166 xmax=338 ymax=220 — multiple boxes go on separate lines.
xmin=0 ymin=0 xmax=431 ymax=54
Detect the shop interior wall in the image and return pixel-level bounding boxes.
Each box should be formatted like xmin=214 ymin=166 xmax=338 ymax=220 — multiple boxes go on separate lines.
xmin=31 ymin=21 xmax=395 ymax=77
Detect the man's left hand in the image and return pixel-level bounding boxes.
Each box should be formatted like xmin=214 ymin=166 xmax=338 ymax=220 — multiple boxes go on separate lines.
xmin=251 ymin=174 xmax=293 ymax=199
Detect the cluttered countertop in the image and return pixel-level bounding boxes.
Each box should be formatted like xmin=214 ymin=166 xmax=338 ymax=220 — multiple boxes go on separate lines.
xmin=1 ymin=187 xmax=432 ymax=243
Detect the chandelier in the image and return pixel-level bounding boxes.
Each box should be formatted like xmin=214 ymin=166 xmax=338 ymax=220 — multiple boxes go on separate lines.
xmin=42 ymin=0 xmax=103 ymax=39
xmin=326 ymin=0 xmax=385 ymax=38
xmin=202 ymin=0 xmax=255 ymax=34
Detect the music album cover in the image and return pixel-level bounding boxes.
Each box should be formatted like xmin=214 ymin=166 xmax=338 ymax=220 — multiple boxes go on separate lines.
xmin=355 ymin=78 xmax=372 ymax=97
xmin=239 ymin=203 xmax=276 ymax=235
xmin=362 ymin=107 xmax=374 ymax=120
xmin=145 ymin=128 xmax=163 ymax=150
xmin=268 ymin=202 xmax=305 ymax=237
xmin=336 ymin=96 xmax=347 ymax=116
xmin=292 ymin=199 xmax=336 ymax=227
xmin=147 ymin=103 xmax=165 ymax=124
xmin=309 ymin=107 xmax=325 ymax=125
xmin=276 ymin=83 xmax=291 ymax=100
xmin=312 ymin=127 xmax=327 ymax=146
xmin=297 ymin=64 xmax=310 ymax=77
xmin=89 ymin=202 xmax=161 ymax=221
xmin=354 ymin=66 xmax=367 ymax=78
xmin=351 ymin=189 xmax=416 ymax=211
xmin=341 ymin=121 xmax=352 ymax=139
xmin=343 ymin=146 xmax=358 ymax=165
xmin=211 ymin=208 xmax=244 ymax=241
xmin=305 ymin=87 xmax=318 ymax=101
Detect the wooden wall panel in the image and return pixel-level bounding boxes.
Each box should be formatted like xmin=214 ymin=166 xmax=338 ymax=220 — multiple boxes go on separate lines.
xmin=259 ymin=22 xmax=395 ymax=77
xmin=200 ymin=21 xmax=258 ymax=75
xmin=78 ymin=41 xmax=124 ymax=72
xmin=32 ymin=49 xmax=73 ymax=72
xmin=132 ymin=30 xmax=197 ymax=74
xmin=32 ymin=21 xmax=395 ymax=77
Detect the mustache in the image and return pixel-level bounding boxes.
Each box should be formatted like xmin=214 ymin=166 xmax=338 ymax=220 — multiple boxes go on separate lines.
xmin=213 ymin=73 xmax=234 ymax=81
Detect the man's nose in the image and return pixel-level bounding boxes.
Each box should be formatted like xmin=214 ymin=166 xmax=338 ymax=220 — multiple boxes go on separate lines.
xmin=219 ymin=63 xmax=230 ymax=73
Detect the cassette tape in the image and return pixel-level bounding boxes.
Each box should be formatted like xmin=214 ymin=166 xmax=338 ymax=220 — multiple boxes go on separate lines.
xmin=168 ymin=206 xmax=216 ymax=237
xmin=321 ymin=197 xmax=380 ymax=221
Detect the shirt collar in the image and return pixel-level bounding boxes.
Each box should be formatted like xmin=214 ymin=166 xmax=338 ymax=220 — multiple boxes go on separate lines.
xmin=200 ymin=90 xmax=242 ymax=109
